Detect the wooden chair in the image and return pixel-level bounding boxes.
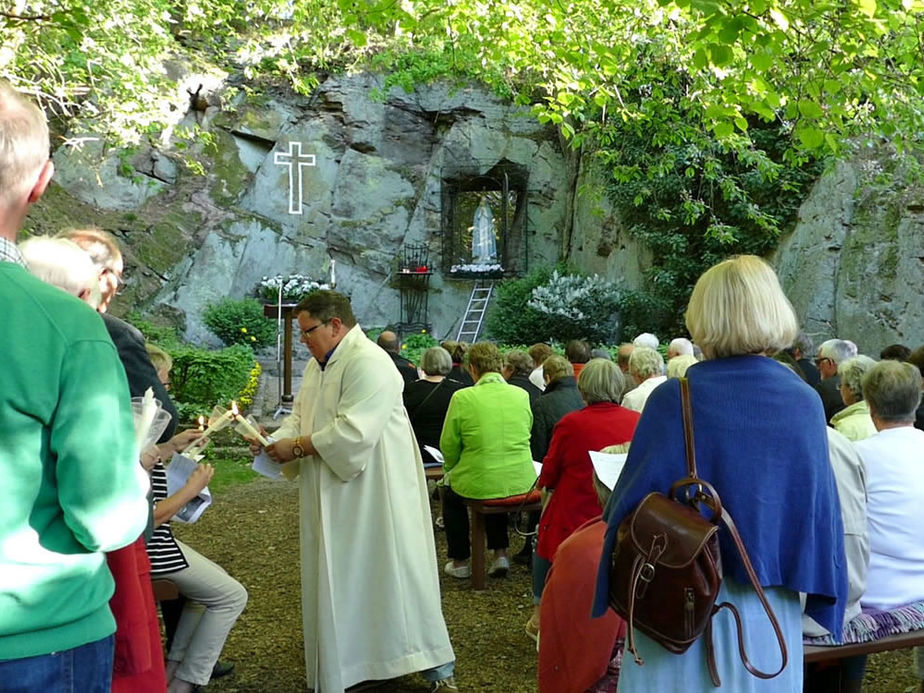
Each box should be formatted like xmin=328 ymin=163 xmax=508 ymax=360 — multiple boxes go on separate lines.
xmin=464 ymin=490 xmax=542 ymax=590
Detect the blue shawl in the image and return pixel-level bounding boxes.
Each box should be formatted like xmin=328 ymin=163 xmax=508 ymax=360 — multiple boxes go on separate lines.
xmin=592 ymin=355 xmax=847 ymax=636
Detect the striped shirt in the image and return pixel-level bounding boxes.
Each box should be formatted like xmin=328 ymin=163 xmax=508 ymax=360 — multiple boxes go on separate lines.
xmin=147 ymin=462 xmax=189 ymax=575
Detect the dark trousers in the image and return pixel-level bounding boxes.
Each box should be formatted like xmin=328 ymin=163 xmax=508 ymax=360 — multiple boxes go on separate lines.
xmin=442 ymin=486 xmax=508 ymax=560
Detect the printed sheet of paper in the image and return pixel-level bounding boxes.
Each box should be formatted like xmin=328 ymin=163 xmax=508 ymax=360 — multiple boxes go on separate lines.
xmin=589 ymin=450 xmax=629 ymax=491
xmin=166 ymin=452 xmax=213 ymax=524
xmin=423 ymin=445 xmax=444 ymax=465
xmin=251 ymin=435 xmax=284 ymax=480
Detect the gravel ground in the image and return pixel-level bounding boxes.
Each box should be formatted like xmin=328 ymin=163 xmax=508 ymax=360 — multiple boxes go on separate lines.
xmin=174 ymin=474 xmax=919 ymax=693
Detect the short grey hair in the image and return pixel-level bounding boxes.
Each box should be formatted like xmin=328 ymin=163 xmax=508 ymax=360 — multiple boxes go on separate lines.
xmin=792 ymin=331 xmax=815 ymax=355
xmin=503 ymin=349 xmax=534 ymax=377
xmin=819 ymin=339 xmax=856 ymax=366
xmin=862 ymin=360 xmax=922 ymax=423
xmin=838 ymin=355 xmax=877 ymax=401
xmin=578 ymin=358 xmax=627 ymax=404
xmin=420 ymin=347 xmax=452 ymax=376
xmin=628 ymin=346 xmax=664 ymax=379
xmin=19 ymin=236 xmax=98 ymax=303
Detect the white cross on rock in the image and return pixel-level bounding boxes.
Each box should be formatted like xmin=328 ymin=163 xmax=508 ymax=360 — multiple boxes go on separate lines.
xmin=274 ymin=141 xmax=316 ymax=215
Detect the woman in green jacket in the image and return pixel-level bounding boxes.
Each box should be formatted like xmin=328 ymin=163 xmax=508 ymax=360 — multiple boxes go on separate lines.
xmin=440 ymin=342 xmax=536 ymax=579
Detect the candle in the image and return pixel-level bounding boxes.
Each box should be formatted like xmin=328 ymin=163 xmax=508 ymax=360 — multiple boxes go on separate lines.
xmin=231 ymin=402 xmax=271 ymax=447
xmin=181 ymin=407 xmax=234 ymax=454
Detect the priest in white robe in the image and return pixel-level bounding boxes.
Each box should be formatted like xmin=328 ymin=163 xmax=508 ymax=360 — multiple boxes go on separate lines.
xmin=262 ymin=290 xmax=457 ymax=693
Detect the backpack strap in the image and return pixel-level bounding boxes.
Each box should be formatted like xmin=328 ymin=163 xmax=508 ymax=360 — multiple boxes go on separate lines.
xmin=681 ymin=377 xmax=788 ymax=683
xmin=679 ymin=377 xmax=697 ymax=478
xmin=713 ymin=510 xmax=789 ymax=680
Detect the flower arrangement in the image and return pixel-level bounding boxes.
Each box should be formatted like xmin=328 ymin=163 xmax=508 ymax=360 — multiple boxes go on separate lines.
xmin=257 ymin=274 xmax=330 ymax=303
xmin=450 ymin=263 xmax=504 ymax=274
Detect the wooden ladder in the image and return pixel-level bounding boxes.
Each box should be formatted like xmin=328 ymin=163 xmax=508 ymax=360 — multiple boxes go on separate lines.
xmin=456 ymin=281 xmax=494 ymax=343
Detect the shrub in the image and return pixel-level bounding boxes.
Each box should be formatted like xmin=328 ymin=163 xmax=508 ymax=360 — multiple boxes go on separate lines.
xmin=528 ymin=270 xmax=623 ymax=344
xmin=484 ymin=266 xmax=554 ymax=344
xmin=203 ymin=298 xmax=276 ymax=348
xmin=167 ymin=344 xmax=258 ymax=421
xmin=402 ymin=331 xmax=438 ymax=366
xmin=485 ymin=266 xmax=623 ymax=345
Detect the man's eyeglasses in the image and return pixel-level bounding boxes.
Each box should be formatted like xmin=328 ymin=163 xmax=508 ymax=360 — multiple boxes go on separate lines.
xmin=301 ymin=321 xmax=328 ymax=338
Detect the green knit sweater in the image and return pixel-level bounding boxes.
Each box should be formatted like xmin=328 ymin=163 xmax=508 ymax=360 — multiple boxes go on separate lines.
xmin=0 ymin=262 xmax=148 ymax=659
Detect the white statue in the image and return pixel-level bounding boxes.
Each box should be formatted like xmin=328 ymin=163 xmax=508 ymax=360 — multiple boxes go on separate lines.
xmin=471 ymin=197 xmax=498 ymax=265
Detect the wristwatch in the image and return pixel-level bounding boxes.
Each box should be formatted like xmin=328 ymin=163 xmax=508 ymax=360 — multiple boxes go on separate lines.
xmin=292 ymin=436 xmax=305 ymax=458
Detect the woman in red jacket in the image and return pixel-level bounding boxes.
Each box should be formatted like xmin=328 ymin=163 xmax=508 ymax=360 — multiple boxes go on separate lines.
xmin=528 ymin=358 xmax=640 ymax=640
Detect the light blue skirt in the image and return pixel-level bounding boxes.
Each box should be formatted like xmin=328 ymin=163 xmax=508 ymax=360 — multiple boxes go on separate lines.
xmin=617 ymin=579 xmax=802 ymax=692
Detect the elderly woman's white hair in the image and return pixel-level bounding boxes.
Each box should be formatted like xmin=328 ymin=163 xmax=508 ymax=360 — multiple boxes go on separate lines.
xmin=628 ymin=346 xmax=664 ymax=379
xmin=838 ymin=355 xmax=877 ymax=401
xmin=577 ymin=358 xmax=627 ymax=404
xmin=633 ymin=332 xmax=659 ymax=350
xmin=19 ymin=236 xmax=100 ymax=307
xmin=685 ymin=255 xmax=798 ymax=360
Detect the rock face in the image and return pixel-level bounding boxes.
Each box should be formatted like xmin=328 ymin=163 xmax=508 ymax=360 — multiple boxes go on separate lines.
xmin=774 ymin=153 xmax=924 ymax=355
xmin=37 ymin=73 xmax=623 ymax=344
xmin=29 ymin=70 xmax=922 ymax=352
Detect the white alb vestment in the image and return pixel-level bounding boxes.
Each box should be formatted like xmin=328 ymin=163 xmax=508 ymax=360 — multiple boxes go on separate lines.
xmin=275 ymin=324 xmax=454 ymax=691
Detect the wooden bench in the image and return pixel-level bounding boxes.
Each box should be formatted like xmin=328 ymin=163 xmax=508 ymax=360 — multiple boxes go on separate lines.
xmin=464 ymin=490 xmax=542 ymax=590
xmin=152 ymin=578 xmax=179 ymax=602
xmin=424 ymin=466 xmax=444 ymax=482
xmin=803 ymin=629 xmax=924 ymax=692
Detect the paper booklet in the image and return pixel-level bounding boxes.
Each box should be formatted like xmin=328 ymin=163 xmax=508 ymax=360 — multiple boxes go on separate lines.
xmin=166 ymin=452 xmax=213 ymax=524
xmin=589 ymin=450 xmax=629 ymax=491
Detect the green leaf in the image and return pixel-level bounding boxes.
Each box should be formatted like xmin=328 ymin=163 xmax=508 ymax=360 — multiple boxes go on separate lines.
xmin=714 ymin=120 xmax=735 ymax=137
xmin=857 ymin=0 xmax=876 ymax=16
xmin=708 ymin=44 xmax=733 ymax=66
xmin=798 ymin=100 xmax=824 ymax=119
xmin=796 ymin=124 xmax=825 ymax=149
xmin=750 ymin=51 xmax=773 ymax=72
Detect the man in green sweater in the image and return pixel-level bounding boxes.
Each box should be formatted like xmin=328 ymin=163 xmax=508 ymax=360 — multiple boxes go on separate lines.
xmin=0 ymin=80 xmax=149 ymax=690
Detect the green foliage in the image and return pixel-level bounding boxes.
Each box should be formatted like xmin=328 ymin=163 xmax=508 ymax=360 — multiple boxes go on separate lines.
xmin=167 ymin=344 xmax=257 ymax=421
xmin=203 ymin=298 xmax=276 ymax=348
xmin=6 ymin=0 xmax=923 ymax=156
xmin=598 ymin=110 xmax=822 ymax=337
xmin=401 ymin=330 xmax=438 ymax=367
xmin=484 ymin=266 xmax=555 ymax=345
xmin=126 ymin=312 xmax=183 ymax=349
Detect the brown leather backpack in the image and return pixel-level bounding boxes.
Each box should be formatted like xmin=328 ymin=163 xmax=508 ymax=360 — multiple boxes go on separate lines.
xmin=607 ymin=378 xmax=788 ymax=686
